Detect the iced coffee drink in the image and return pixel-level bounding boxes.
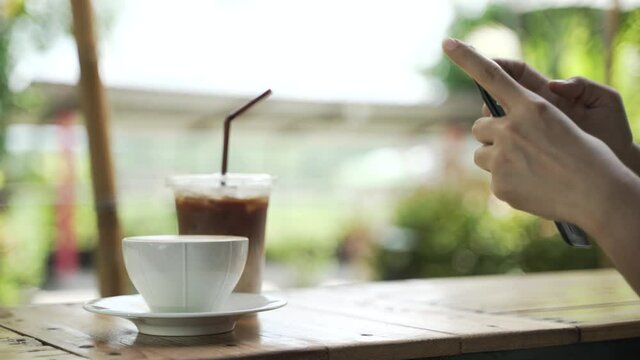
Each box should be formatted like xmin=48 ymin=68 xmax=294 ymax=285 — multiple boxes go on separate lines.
xmin=168 ymin=174 xmax=272 ymax=293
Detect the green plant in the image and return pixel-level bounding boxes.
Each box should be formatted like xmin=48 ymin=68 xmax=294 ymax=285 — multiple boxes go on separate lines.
xmin=0 ymin=0 xmax=121 ymax=304
xmin=373 ymin=185 xmax=600 ymax=280
xmin=430 ymin=5 xmax=640 ymax=139
xmin=266 ymin=237 xmax=335 ymax=287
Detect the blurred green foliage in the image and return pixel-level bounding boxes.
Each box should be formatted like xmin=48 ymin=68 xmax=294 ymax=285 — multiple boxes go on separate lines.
xmin=431 ymin=5 xmax=640 ymax=138
xmin=613 ymin=10 xmax=640 ymax=137
xmin=266 ymin=238 xmax=335 ymax=286
xmin=373 ymin=185 xmax=600 ymax=280
xmin=0 ymin=0 xmax=121 ymax=303
xmin=377 ymin=3 xmax=637 ymax=281
xmin=1 ymin=2 xmax=637 ymax=302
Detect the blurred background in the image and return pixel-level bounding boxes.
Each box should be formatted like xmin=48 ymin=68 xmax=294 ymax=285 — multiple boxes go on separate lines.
xmin=0 ymin=0 xmax=639 ymax=304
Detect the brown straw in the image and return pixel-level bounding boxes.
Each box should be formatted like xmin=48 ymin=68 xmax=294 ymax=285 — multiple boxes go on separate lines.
xmin=221 ymin=89 xmax=272 ymax=180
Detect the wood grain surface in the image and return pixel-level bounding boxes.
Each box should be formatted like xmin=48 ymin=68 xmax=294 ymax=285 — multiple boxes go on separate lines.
xmin=1 ymin=269 xmax=638 ymax=359
xmin=0 ymin=326 xmax=82 ymax=359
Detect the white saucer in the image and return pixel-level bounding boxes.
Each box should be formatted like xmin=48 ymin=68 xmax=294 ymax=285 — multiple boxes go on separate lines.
xmin=84 ymin=293 xmax=286 ymax=336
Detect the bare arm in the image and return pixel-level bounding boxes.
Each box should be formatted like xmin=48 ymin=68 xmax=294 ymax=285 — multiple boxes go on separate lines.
xmin=443 ymin=38 xmax=640 ymax=295
xmin=588 ymin=164 xmax=640 ymax=295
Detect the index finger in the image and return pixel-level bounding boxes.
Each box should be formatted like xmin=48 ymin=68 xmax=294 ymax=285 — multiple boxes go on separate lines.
xmin=443 ymin=38 xmax=525 ymax=108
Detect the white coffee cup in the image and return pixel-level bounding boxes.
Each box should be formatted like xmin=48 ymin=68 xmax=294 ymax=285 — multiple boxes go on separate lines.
xmin=123 ymin=235 xmax=248 ymax=313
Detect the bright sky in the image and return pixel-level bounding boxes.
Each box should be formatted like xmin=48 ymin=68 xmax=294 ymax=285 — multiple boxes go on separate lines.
xmin=18 ymin=0 xmax=485 ymax=104
xmin=14 ymin=0 xmax=637 ymax=104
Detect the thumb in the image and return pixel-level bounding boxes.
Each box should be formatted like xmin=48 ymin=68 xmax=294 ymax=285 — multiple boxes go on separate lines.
xmin=548 ymin=78 xmax=585 ymax=100
xmin=549 ymin=76 xmax=619 ymax=107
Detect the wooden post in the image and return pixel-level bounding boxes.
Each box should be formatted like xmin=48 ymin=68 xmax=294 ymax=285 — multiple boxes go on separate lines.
xmin=604 ymin=0 xmax=620 ymax=86
xmin=596 ymin=0 xmax=621 ymax=270
xmin=70 ymin=0 xmax=127 ymax=296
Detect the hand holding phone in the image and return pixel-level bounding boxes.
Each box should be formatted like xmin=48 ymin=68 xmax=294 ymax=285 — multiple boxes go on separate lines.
xmin=475 ymin=83 xmax=590 ymax=248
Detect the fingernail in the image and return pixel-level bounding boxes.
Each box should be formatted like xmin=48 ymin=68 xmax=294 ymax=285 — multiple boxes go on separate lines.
xmin=443 ymin=38 xmax=460 ymax=51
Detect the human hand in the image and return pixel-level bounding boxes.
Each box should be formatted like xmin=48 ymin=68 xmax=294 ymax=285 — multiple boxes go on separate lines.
xmin=488 ymin=59 xmax=636 ymax=172
xmin=442 ymin=38 xmax=628 ymax=228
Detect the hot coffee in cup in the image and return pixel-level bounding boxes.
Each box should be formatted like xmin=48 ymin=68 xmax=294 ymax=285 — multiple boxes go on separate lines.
xmin=168 ymin=174 xmax=272 ymax=293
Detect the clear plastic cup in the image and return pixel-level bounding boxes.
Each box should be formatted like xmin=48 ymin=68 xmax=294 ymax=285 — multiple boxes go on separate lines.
xmin=167 ymin=173 xmax=273 ymax=293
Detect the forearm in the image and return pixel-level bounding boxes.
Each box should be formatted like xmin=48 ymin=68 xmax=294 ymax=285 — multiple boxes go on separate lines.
xmin=585 ymin=165 xmax=640 ymax=296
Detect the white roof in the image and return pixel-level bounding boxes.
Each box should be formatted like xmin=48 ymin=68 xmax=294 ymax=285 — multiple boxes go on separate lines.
xmin=18 ymin=0 xmax=456 ymax=105
xmin=16 ymin=0 xmax=635 ymax=105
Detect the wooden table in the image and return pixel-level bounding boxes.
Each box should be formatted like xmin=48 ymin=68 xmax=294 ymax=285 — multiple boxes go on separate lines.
xmin=1 ymin=269 xmax=639 ymax=359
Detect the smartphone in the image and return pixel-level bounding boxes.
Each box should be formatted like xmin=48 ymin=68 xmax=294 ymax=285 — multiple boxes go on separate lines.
xmin=475 ymin=83 xmax=590 ymax=248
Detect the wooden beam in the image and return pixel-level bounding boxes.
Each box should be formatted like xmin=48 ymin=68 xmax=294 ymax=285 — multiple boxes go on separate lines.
xmin=604 ymin=0 xmax=620 ymax=86
xmin=70 ymin=0 xmax=127 ymax=296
